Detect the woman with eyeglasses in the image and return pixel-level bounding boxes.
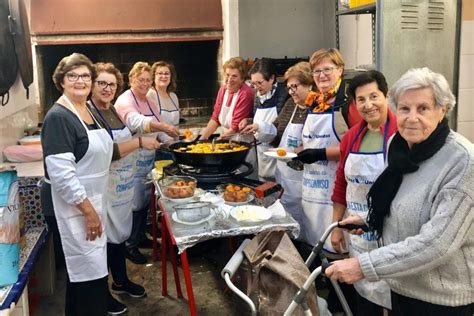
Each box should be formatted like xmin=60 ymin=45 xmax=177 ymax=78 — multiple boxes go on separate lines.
xmin=289 ymin=49 xmax=362 ymax=313
xmin=239 ymin=58 xmax=289 ymax=181
xmin=200 ymin=57 xmax=254 ymax=141
xmin=115 ymin=62 xmax=179 ymax=265
xmin=243 ymin=61 xmax=311 ymax=233
xmin=88 ymin=63 xmax=160 ymax=315
xmin=40 ymin=53 xmax=112 ymax=315
xmin=291 ymin=48 xmax=361 ymax=253
xmin=147 ymin=61 xmax=180 ymax=160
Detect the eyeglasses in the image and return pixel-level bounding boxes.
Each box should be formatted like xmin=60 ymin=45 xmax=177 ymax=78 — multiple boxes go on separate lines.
xmin=251 ymin=80 xmax=265 ymax=88
xmin=312 ymin=67 xmax=339 ymax=76
xmin=96 ymin=80 xmax=117 ymax=90
xmin=156 ymin=72 xmax=171 ymax=77
xmin=286 ymin=83 xmax=300 ymax=94
xmin=135 ymin=78 xmax=152 ymax=85
xmin=65 ymin=72 xmax=92 ymax=82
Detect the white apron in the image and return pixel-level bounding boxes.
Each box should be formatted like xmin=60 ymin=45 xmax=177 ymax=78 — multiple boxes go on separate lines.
xmin=52 ymin=95 xmax=113 ymax=282
xmin=345 ymin=126 xmax=391 ymax=309
xmin=274 ymin=106 xmax=304 ymax=230
xmin=156 ymin=91 xmax=180 ymax=143
xmin=254 ymin=104 xmax=278 ymax=181
xmin=131 ymin=91 xmax=159 ymax=212
xmin=301 ymin=107 xmax=340 ymax=250
xmin=156 ymin=91 xmax=179 ymax=127
xmin=218 ymin=88 xmax=240 ymax=131
xmin=89 ymin=100 xmax=137 ymax=244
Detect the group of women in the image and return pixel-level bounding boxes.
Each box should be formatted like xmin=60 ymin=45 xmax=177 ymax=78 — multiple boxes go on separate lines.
xmin=40 ymin=48 xmax=473 ymax=316
xmin=41 ymin=53 xmax=179 ymax=315
xmin=240 ymin=48 xmax=472 ymax=315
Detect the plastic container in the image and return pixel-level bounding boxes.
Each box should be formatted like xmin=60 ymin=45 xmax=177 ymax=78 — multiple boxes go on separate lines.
xmin=19 ymin=135 xmax=41 ymax=145
xmin=173 ymin=202 xmax=211 ymax=222
xmin=349 ymin=0 xmax=375 ymax=8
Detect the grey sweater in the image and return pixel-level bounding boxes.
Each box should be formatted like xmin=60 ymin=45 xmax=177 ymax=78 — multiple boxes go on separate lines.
xmin=358 ymin=131 xmax=474 ymax=306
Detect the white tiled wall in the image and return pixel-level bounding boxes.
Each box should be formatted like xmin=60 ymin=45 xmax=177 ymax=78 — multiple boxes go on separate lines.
xmin=457 ymin=19 xmax=474 ymax=142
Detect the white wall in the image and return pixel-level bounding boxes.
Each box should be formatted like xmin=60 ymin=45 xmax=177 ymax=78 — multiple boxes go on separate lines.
xmin=338 ymin=14 xmax=373 ymax=69
xmin=237 ymin=0 xmax=335 ymax=59
xmin=0 ymin=0 xmax=39 ymax=162
xmin=457 ymin=0 xmax=474 ymax=141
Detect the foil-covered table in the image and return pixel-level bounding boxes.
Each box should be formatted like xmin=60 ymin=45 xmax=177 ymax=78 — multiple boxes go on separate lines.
xmin=159 ymin=197 xmax=300 ymax=254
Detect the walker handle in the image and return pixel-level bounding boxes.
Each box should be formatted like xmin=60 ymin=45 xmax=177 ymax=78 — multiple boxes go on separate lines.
xmin=337 ymin=223 xmax=369 ymax=232
xmin=221 ymin=239 xmax=252 ymax=279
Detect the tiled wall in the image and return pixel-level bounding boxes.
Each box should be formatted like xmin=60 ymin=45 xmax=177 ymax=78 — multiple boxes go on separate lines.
xmin=457 ymin=0 xmax=474 ymax=142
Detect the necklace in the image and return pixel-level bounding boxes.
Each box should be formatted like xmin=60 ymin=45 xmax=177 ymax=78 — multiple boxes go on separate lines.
xmin=296 ymin=106 xmax=305 ymax=118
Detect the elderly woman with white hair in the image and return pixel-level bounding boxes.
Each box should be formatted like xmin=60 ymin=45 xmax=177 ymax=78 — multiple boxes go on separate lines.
xmin=326 ymin=67 xmax=474 ymax=315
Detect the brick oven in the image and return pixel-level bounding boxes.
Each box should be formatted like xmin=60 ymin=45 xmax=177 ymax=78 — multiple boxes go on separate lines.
xmin=30 ymin=0 xmax=223 ymax=124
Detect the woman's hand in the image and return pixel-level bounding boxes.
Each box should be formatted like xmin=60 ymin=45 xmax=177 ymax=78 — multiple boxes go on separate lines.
xmin=151 ymin=121 xmax=179 ymax=137
xmin=141 ymin=137 xmax=160 ymax=150
xmin=84 ymin=209 xmax=103 ymax=241
xmin=325 ymin=258 xmax=364 ymax=284
xmin=339 ymin=215 xmax=366 ymax=235
xmin=161 ymin=123 xmax=179 ymax=137
xmin=241 ymin=123 xmax=259 ymax=135
xmin=238 ymin=118 xmax=251 ymax=131
xmin=331 ymin=228 xmax=347 ymax=254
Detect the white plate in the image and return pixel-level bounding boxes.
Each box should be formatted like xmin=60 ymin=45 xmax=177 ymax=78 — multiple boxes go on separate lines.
xmin=224 ymin=193 xmax=254 ymax=206
xmin=171 ymin=209 xmax=215 ymax=225
xmin=230 ymin=205 xmax=272 ymax=222
xmin=263 ymin=150 xmax=297 ymax=161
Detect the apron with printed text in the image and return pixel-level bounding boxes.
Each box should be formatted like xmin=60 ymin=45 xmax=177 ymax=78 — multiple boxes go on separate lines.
xmin=274 ymin=106 xmax=304 ymax=231
xmin=51 ymin=95 xmax=113 ymax=282
xmin=301 ymin=107 xmax=339 ymax=249
xmin=345 ymin=125 xmax=391 ymax=309
xmin=131 ymin=91 xmax=159 ymax=212
xmin=89 ymin=100 xmax=136 ymax=244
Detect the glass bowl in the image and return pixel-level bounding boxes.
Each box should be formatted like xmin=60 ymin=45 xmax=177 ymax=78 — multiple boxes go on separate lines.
xmin=160 ymin=176 xmax=197 ymax=199
xmin=173 ymin=202 xmax=211 ymax=222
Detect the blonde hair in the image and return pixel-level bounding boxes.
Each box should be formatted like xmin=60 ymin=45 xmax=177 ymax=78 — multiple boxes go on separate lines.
xmin=128 ymin=62 xmax=151 ymax=86
xmin=223 ymin=57 xmax=248 ymax=79
xmin=309 ymin=48 xmax=345 ymax=70
xmin=284 ymin=62 xmax=313 ymax=86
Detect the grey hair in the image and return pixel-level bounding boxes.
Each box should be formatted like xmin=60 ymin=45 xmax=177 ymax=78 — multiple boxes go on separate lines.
xmin=388 ymin=67 xmax=456 ymax=115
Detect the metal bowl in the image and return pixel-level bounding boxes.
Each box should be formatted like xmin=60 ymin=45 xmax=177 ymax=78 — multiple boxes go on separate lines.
xmin=160 ymin=176 xmax=197 ymax=199
xmin=173 ymin=202 xmax=211 ymax=222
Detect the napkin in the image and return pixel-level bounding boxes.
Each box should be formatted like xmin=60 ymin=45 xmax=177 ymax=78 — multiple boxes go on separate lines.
xmin=267 ymin=199 xmax=286 ymax=218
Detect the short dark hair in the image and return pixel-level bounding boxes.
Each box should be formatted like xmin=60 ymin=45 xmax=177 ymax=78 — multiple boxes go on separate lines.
xmin=95 ymin=62 xmax=124 ymax=98
xmin=248 ymin=58 xmax=276 ymax=81
xmin=52 ymin=53 xmax=96 ymax=92
xmin=348 ymin=70 xmax=388 ymax=100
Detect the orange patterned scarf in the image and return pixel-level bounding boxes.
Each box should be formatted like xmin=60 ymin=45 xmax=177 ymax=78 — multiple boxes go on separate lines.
xmin=305 ymin=79 xmax=342 ymax=113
